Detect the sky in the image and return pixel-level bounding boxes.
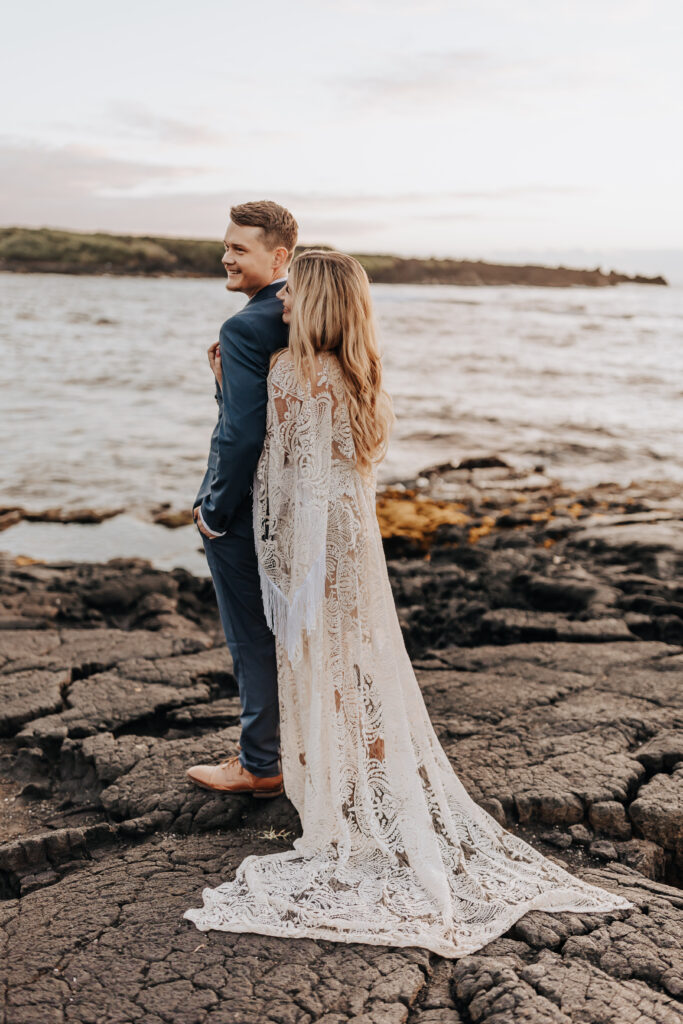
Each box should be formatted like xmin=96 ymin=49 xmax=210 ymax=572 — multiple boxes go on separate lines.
xmin=1 ymin=0 xmax=682 ymax=260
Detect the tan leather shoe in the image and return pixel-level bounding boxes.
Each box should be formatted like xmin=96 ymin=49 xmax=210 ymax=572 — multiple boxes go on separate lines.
xmin=186 ymin=753 xmax=283 ymax=798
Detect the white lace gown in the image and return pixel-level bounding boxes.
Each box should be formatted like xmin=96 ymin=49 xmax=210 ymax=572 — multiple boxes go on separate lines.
xmin=183 ymin=350 xmax=635 ymax=958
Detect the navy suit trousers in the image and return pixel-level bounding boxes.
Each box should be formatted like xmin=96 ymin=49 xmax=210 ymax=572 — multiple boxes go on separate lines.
xmin=199 ymin=499 xmax=281 ymax=778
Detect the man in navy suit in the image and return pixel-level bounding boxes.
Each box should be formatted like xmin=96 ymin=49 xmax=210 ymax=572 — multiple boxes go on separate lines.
xmin=187 ymin=200 xmax=298 ymax=798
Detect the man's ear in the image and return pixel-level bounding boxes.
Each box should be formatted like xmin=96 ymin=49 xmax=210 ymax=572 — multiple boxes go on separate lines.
xmin=273 ymin=245 xmax=289 ymax=270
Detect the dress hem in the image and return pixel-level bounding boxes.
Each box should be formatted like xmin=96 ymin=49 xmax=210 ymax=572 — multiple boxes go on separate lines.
xmin=182 ymin=885 xmax=636 ymax=960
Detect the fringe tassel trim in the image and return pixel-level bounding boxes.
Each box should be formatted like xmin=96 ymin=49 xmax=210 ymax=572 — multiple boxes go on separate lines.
xmin=257 ymin=548 xmax=326 ymax=664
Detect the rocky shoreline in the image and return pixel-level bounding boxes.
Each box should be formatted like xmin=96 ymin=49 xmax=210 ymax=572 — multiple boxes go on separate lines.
xmin=0 ymin=227 xmax=669 ymax=287
xmin=1 ymin=461 xmax=682 ymax=1023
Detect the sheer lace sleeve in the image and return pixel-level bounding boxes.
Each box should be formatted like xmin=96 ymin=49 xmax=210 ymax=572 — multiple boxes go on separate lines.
xmin=253 ymin=351 xmax=335 ymax=664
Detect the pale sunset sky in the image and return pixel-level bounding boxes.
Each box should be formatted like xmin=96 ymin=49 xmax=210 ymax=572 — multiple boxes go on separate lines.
xmin=1 ymin=0 xmax=681 ymax=261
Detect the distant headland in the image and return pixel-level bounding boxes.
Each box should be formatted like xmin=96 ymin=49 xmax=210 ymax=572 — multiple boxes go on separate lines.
xmin=0 ymin=227 xmax=668 ymax=287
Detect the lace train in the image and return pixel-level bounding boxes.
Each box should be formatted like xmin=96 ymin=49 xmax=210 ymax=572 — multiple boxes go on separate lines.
xmin=183 ymin=351 xmax=635 ymax=958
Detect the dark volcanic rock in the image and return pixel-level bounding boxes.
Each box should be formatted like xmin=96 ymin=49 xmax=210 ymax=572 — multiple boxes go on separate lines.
xmin=630 ymin=769 xmax=683 ymax=859
xmin=1 ymin=835 xmax=681 ymax=1023
xmin=1 ymin=468 xmax=682 ymax=1022
xmin=635 ymin=730 xmax=683 ymax=772
xmin=0 ymin=668 xmax=69 ymax=736
xmin=0 ymin=627 xmax=212 ymax=675
xmin=0 ymin=555 xmax=216 ymax=633
xmin=380 ymin=474 xmax=683 ymax=657
xmin=480 ymin=609 xmax=634 ymax=644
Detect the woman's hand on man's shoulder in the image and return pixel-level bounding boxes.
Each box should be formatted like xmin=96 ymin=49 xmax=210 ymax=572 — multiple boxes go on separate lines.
xmin=207 ymin=340 xmax=222 ymax=388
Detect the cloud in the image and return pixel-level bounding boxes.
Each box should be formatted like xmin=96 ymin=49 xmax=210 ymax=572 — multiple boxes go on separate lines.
xmin=246 ymin=186 xmax=593 ymax=210
xmin=0 ymin=144 xmax=387 ymax=237
xmin=0 ymin=138 xmax=201 ymax=199
xmin=445 ymin=185 xmax=595 ymax=200
xmin=340 ymin=49 xmax=541 ymax=110
xmin=106 ymin=103 xmax=227 ymax=146
xmin=0 ymin=138 xmax=596 ymax=245
xmin=336 ymin=45 xmax=627 ymax=114
xmin=0 ymin=138 xmax=211 ymax=233
xmin=339 ymin=0 xmax=451 ymax=10
xmin=103 ymin=102 xmax=291 ymax=148
xmin=45 ymin=104 xmax=291 ymax=152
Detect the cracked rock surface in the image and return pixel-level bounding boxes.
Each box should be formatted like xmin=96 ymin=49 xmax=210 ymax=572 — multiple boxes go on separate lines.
xmin=1 ymin=469 xmax=683 ymax=1023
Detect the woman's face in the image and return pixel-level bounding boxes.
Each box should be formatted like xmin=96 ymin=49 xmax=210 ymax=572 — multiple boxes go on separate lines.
xmin=276 ymin=280 xmax=292 ymax=324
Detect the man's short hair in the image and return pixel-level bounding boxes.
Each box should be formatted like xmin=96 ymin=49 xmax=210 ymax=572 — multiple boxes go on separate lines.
xmin=229 ymin=200 xmax=298 ymax=259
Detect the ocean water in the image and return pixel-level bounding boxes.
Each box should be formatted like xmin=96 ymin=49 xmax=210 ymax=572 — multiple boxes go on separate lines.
xmin=1 ymin=268 xmax=682 ymax=569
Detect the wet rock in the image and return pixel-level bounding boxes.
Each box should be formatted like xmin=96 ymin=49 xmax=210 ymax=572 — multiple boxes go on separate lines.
xmin=623 ymin=610 xmax=658 ymax=640
xmin=152 ymin=508 xmax=194 ymax=528
xmin=27 ymin=507 xmax=122 ymax=525
xmin=0 ymin=555 xmax=219 ymax=633
xmin=82 ymin=572 xmax=179 ymax=611
xmin=480 ymin=609 xmax=634 ymax=644
xmin=574 ymin=520 xmax=683 ymax=556
xmin=657 ymin=615 xmax=683 ymax=646
xmin=520 ymin=574 xmax=618 ymax=612
xmin=0 ymin=509 xmax=22 ymax=533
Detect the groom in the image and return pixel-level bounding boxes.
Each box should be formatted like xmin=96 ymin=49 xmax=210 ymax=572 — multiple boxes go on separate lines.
xmin=187 ymin=200 xmax=298 ymax=798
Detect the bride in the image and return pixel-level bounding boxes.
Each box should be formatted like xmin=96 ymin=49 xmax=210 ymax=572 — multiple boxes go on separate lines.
xmin=183 ymin=249 xmax=634 ymax=958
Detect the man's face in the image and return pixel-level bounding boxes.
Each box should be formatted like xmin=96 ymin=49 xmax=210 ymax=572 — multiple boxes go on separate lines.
xmin=221 ymin=221 xmax=282 ymax=298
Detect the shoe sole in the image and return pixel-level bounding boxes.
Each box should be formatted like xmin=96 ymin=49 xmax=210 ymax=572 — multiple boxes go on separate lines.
xmin=189 ymin=777 xmax=284 ymax=798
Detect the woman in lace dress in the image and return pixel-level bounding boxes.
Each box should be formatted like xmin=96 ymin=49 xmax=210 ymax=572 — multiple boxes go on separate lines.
xmin=183 ymin=250 xmax=634 ymax=958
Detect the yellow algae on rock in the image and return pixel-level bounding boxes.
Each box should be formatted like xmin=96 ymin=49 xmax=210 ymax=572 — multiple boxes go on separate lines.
xmin=375 ymin=489 xmax=470 ymax=549
xmin=468 ymin=517 xmax=496 ymax=544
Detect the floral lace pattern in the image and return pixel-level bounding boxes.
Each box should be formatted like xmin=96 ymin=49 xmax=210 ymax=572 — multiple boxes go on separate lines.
xmin=183 ymin=350 xmax=635 ymax=958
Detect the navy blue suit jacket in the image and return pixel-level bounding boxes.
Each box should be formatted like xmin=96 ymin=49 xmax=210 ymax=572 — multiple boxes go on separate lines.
xmin=194 ymin=281 xmax=289 ymax=534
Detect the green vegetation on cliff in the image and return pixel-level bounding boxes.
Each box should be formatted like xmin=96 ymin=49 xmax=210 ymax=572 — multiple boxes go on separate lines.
xmin=0 ymin=227 xmax=221 ymax=277
xmin=0 ymin=226 xmax=667 ymax=287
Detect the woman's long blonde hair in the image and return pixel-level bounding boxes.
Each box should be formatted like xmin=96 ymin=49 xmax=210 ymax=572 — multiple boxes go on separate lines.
xmin=273 ymin=249 xmax=395 ymax=474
